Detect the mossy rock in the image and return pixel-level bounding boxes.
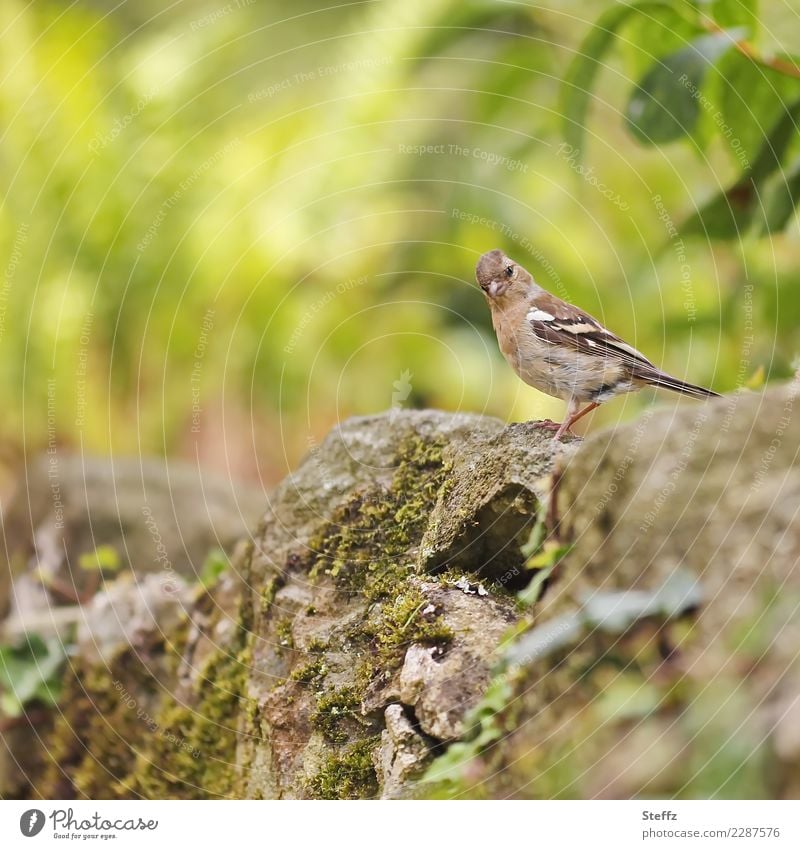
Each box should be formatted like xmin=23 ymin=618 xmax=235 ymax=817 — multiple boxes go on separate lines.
xmin=239 ymin=410 xmax=559 ymax=798
xmin=22 ymin=387 xmax=800 ymax=800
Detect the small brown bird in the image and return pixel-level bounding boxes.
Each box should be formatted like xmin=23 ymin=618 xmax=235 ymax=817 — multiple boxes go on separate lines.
xmin=476 ymin=248 xmax=720 ymax=440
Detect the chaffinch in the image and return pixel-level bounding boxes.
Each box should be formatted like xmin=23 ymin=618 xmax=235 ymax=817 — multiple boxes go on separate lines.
xmin=475 ymin=248 xmax=720 ymax=440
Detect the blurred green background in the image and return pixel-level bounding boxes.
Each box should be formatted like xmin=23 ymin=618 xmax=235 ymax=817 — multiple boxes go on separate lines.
xmin=2 ymin=0 xmax=799 ymax=485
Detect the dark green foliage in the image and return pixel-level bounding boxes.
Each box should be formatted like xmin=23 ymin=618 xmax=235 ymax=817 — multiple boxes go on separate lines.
xmin=561 ymin=0 xmax=800 ymax=239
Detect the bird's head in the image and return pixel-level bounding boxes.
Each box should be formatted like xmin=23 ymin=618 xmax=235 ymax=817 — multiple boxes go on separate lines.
xmin=475 ymin=249 xmax=530 ymax=302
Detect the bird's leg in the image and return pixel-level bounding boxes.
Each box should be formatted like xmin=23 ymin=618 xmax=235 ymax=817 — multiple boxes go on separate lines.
xmin=553 ymin=400 xmax=599 ymax=441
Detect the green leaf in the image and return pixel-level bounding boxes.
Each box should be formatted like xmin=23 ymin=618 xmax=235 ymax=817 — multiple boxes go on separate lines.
xmin=517 ymin=562 xmax=555 ymax=606
xmin=625 ymin=29 xmax=745 ymax=145
xmin=746 ymin=97 xmax=800 ymax=184
xmin=78 ymin=544 xmax=121 ymax=572
xmin=714 ymin=53 xmax=799 ymax=167
xmin=621 ymin=6 xmax=704 ymax=80
xmin=560 ymin=1 xmax=672 ymax=158
xmin=754 ymin=158 xmax=800 ymax=234
xmin=682 ymin=179 xmax=758 ymax=238
xmin=683 ymin=97 xmax=800 ymax=238
xmin=581 ymin=569 xmax=703 ymax=633
xmin=711 ymin=0 xmax=758 ymax=32
xmin=0 ymin=634 xmax=68 ymax=717
xmin=526 ymin=541 xmax=571 ymax=570
xmin=507 ymin=568 xmax=703 ymax=667
xmin=520 ymin=512 xmax=546 ymax=558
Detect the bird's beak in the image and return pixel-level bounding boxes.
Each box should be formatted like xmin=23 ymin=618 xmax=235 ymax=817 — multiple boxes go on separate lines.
xmin=488 ymin=280 xmax=503 ymax=298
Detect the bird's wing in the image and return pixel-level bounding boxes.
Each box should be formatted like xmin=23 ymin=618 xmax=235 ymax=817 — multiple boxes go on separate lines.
xmin=525 ymin=292 xmax=657 ymax=373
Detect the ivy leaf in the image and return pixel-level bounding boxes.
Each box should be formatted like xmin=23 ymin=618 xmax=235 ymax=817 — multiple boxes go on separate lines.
xmin=0 ymin=634 xmax=67 ymax=717
xmin=625 ymin=28 xmax=746 ymax=145
xmin=560 ymin=1 xmax=672 ymax=158
xmin=712 ymin=52 xmax=797 ymax=169
xmin=506 ymin=568 xmax=703 ymax=667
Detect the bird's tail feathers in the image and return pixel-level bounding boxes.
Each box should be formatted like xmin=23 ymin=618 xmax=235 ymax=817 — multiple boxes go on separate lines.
xmin=637 ymin=369 xmax=720 ymax=400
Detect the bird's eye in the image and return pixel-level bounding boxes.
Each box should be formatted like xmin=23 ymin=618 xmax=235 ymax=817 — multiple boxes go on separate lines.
xmin=504 ymin=265 xmax=514 ymax=277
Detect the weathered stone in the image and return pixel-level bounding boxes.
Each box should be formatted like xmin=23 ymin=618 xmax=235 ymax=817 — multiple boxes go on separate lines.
xmin=76 ymin=572 xmax=192 ymax=665
xmin=374 ymin=704 xmax=433 ymax=798
xmin=397 ymin=581 xmax=518 ymax=741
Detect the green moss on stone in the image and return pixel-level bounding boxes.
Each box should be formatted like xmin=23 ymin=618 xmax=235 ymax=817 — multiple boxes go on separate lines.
xmin=290 ymin=658 xmax=328 ymax=684
xmin=127 ymin=630 xmax=254 ymax=799
xmin=275 ymin=618 xmax=294 ymax=649
xmin=306 ymin=637 xmax=329 ymax=653
xmin=39 ymin=645 xmax=166 ymax=799
xmin=260 ymin=576 xmax=280 ymax=615
xmin=312 ymin=686 xmax=361 ymax=744
xmin=306 ymin=737 xmax=380 ymax=799
xmin=308 ymin=434 xmax=450 ymax=597
xmin=368 ymin=586 xmax=453 ymax=662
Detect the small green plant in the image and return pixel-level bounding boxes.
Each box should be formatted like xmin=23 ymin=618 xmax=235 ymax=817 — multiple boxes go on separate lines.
xmin=517 ymin=502 xmax=571 ymax=607
xmin=0 ymin=633 xmax=68 ymax=717
xmin=199 ymin=548 xmax=229 ymax=588
xmin=78 ymin=544 xmax=121 ymax=572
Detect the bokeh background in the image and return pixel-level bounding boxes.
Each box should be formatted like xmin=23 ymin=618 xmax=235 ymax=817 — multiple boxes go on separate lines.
xmin=2 ymin=0 xmax=799 ymax=487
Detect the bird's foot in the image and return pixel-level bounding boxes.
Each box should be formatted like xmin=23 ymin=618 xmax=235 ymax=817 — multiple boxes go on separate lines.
xmin=535 ymin=419 xmax=574 ymax=440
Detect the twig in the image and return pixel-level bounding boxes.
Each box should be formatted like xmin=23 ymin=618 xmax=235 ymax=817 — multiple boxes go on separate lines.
xmin=705 ymin=19 xmax=800 ymax=79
